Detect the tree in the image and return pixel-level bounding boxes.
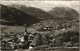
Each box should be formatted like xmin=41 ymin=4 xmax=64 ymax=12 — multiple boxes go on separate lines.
xmin=30 ymin=34 xmax=42 ymax=47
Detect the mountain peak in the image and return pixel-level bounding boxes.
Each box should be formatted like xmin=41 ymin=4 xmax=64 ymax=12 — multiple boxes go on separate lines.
xmin=48 ymin=7 xmax=79 ymax=19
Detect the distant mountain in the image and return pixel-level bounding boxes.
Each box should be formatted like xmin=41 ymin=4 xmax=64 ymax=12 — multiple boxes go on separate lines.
xmin=7 ymin=4 xmax=54 ymax=19
xmin=48 ymin=7 xmax=79 ymax=20
xmin=0 ymin=4 xmax=37 ymax=26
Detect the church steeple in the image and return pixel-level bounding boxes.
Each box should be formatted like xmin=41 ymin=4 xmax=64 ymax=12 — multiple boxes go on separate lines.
xmin=25 ymin=27 xmax=27 ymax=33
xmin=24 ymin=26 xmax=28 ymax=36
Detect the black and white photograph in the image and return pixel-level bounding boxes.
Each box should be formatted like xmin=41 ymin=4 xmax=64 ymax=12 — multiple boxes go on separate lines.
xmin=0 ymin=0 xmax=79 ymax=51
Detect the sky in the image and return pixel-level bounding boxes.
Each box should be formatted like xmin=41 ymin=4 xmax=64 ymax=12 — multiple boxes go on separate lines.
xmin=0 ymin=1 xmax=80 ymax=13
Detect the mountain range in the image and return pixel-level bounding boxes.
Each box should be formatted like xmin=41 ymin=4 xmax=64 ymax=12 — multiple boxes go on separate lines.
xmin=7 ymin=4 xmax=54 ymax=19
xmin=0 ymin=4 xmax=79 ymax=26
xmin=0 ymin=4 xmax=37 ymax=26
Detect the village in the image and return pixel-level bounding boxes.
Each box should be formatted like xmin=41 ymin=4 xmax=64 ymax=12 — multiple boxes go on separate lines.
xmin=0 ymin=21 xmax=79 ymax=51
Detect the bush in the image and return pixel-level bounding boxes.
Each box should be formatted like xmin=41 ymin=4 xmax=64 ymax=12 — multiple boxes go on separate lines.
xmin=53 ymin=30 xmax=79 ymax=47
xmin=30 ymin=34 xmax=42 ymax=47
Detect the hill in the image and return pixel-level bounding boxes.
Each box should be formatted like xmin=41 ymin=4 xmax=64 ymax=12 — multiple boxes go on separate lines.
xmin=7 ymin=4 xmax=54 ymax=19
xmin=0 ymin=4 xmax=37 ymax=26
xmin=48 ymin=7 xmax=79 ymax=20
